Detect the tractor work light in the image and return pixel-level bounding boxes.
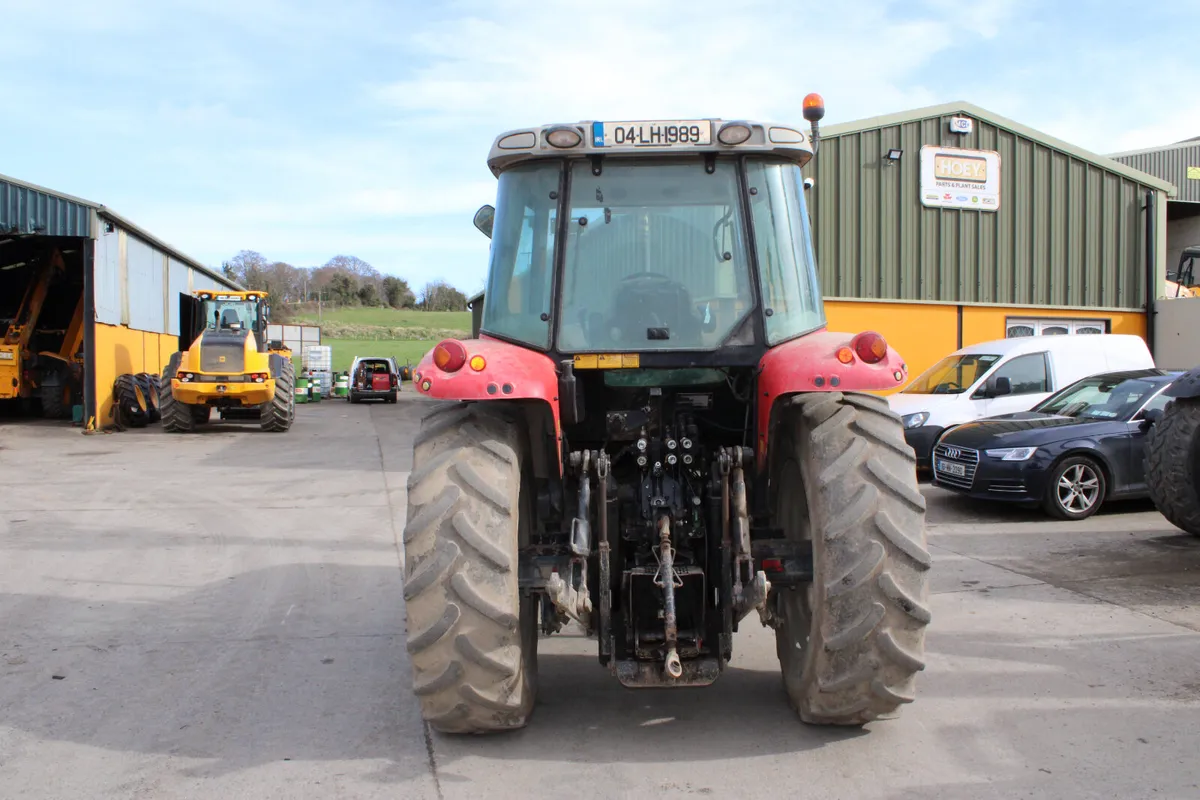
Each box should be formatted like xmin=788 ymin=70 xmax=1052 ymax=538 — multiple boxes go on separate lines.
xmin=546 ymin=126 xmax=583 ymax=148
xmin=717 ymin=122 xmax=752 ymax=145
xmin=432 ymin=340 xmax=468 ymax=373
xmin=852 ymin=331 xmax=888 ymax=364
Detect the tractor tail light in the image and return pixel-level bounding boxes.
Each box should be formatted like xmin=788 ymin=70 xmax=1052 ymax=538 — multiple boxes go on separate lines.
xmin=432 ymin=340 xmax=467 ymax=373
xmin=836 ymin=346 xmax=855 ymax=364
xmin=852 ymin=332 xmax=888 ymax=364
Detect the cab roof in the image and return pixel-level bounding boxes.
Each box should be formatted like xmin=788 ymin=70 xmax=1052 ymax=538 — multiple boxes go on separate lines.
xmin=486 ymin=119 xmax=815 ymax=176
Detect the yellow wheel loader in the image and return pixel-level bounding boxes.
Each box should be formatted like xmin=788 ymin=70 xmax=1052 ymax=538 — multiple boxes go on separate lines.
xmin=159 ymin=290 xmax=295 ymax=432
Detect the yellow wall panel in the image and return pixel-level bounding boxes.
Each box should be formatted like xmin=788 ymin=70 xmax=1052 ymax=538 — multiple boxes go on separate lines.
xmin=822 ymin=301 xmax=1149 ymax=396
xmin=92 ymin=324 xmax=178 ymax=427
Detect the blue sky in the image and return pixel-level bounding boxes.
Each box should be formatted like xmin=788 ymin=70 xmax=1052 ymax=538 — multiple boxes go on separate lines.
xmin=3 ymin=0 xmax=1197 ymax=293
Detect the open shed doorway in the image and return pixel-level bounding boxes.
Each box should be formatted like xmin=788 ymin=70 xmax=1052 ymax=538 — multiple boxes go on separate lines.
xmin=0 ymin=235 xmax=88 ymax=422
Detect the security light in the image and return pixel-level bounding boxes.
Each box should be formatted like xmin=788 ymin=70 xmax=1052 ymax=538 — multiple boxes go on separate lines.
xmin=884 ymin=148 xmax=903 ymax=165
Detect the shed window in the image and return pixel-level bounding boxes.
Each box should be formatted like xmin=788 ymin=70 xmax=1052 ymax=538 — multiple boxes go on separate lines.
xmin=1006 ymin=317 xmax=1110 ymax=337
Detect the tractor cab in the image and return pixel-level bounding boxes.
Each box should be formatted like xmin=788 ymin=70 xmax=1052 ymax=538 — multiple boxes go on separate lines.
xmin=1167 ymin=245 xmax=1199 ymax=298
xmin=474 ymin=114 xmax=825 ymax=367
xmin=194 ymin=290 xmax=269 ymax=350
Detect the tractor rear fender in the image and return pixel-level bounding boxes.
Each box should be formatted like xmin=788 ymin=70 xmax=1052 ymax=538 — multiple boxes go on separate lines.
xmin=756 ymin=329 xmax=909 ymax=472
xmin=414 ymin=336 xmax=563 ymax=475
xmin=1164 ymin=366 xmax=1200 ymax=400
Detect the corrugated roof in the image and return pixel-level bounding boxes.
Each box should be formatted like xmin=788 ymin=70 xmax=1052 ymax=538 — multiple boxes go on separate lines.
xmin=0 ymin=172 xmax=98 ymax=237
xmin=823 ymin=101 xmax=1177 ymax=196
xmin=1108 ymin=139 xmax=1200 ymax=204
xmin=1108 ymin=137 xmax=1200 ymax=158
xmin=0 ymin=170 xmax=239 ymax=289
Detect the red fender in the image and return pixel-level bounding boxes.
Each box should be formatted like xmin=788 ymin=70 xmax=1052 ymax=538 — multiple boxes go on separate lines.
xmin=756 ymin=329 xmax=909 ymax=471
xmin=413 ymin=337 xmax=563 ymax=471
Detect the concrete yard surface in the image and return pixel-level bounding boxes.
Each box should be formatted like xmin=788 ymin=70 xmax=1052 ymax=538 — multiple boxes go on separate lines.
xmin=1 ymin=396 xmax=1199 ymax=799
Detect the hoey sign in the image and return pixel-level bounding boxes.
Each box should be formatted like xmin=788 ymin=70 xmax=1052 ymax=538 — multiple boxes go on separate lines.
xmin=919 ymin=145 xmax=1001 ymax=212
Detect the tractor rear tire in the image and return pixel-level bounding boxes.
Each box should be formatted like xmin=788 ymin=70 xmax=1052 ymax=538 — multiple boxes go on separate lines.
xmin=260 ymin=358 xmax=296 ymax=432
xmin=191 ymin=405 xmax=212 ymax=425
xmin=403 ymin=402 xmax=538 ymax=734
xmin=1144 ymin=397 xmax=1200 ymax=537
xmin=159 ymin=357 xmax=195 ymax=434
xmin=771 ymin=391 xmax=931 ymax=725
xmin=114 ymin=374 xmax=150 ymax=429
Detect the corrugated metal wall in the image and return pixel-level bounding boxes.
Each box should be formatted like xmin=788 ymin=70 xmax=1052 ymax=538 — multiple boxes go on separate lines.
xmin=804 ymin=114 xmax=1162 ymax=310
xmin=93 ymin=222 xmax=237 ymax=333
xmin=0 ymin=176 xmax=94 ymax=237
xmin=1112 ymin=142 xmax=1200 ymax=203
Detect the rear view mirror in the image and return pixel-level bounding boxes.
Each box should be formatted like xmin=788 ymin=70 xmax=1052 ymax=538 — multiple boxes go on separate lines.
xmin=473 ymin=205 xmax=495 ymax=239
xmin=987 ymin=375 xmax=1012 ymax=397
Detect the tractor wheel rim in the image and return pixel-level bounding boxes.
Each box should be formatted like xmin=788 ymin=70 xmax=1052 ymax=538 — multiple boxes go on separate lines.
xmin=1057 ymin=464 xmax=1099 ymax=512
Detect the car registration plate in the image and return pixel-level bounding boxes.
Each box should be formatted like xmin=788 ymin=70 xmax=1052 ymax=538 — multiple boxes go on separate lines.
xmin=592 ymin=120 xmax=711 ymax=148
xmin=937 ymin=459 xmax=967 ymax=477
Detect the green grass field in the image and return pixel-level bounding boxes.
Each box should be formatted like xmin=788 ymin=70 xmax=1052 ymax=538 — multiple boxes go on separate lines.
xmin=292 ymin=307 xmax=471 ymax=330
xmin=322 ymin=338 xmax=434 ymax=373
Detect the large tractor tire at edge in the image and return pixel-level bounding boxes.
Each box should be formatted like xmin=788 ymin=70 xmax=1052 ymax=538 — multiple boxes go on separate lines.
xmin=159 ymin=356 xmax=195 ymax=433
xmin=771 ymin=391 xmax=931 ymax=725
xmin=1144 ymin=396 xmax=1200 ymax=537
xmin=402 ymin=402 xmax=538 ymax=734
xmin=260 ymin=358 xmax=296 ymax=432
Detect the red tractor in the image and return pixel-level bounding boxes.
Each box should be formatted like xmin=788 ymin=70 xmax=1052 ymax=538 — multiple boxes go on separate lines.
xmin=404 ymin=96 xmax=931 ymax=733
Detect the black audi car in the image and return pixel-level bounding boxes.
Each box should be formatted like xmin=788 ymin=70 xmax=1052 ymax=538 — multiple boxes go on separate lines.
xmin=932 ymin=369 xmax=1181 ymax=520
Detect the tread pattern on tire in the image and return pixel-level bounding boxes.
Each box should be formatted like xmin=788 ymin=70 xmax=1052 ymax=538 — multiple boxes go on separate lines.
xmin=403 ymin=402 xmax=534 ymax=734
xmin=159 ymin=355 xmax=195 ymax=433
xmin=259 ymin=357 xmax=295 ymax=432
xmin=775 ymin=390 xmax=931 ymax=725
xmin=135 ymin=373 xmax=161 ymax=423
xmin=114 ymin=374 xmax=150 ymax=429
xmin=40 ymin=380 xmax=69 ymax=420
xmin=1144 ymin=397 xmax=1200 ymax=537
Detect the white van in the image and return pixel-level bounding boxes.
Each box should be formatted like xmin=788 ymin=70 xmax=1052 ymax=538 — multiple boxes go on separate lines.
xmin=887 ymin=334 xmax=1154 ymax=468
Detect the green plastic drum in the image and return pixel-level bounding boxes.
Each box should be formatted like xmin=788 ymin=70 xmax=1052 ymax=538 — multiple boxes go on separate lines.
xmin=295 ymin=375 xmax=309 ymax=404
xmin=334 ymin=374 xmax=350 ymax=397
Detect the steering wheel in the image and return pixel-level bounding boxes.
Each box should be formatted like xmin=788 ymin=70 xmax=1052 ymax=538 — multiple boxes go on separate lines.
xmin=933 ymin=381 xmax=961 ymax=394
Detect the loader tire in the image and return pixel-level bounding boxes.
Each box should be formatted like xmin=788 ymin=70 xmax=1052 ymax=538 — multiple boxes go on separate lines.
xmin=402 ymin=402 xmax=537 ymax=734
xmin=260 ymin=358 xmax=296 ymax=432
xmin=771 ymin=391 xmax=931 ymax=725
xmin=39 ymin=381 xmax=71 ymax=420
xmin=158 ymin=357 xmax=195 ymax=434
xmin=114 ymin=374 xmax=150 ymax=429
xmin=191 ymin=405 xmax=212 ymax=424
xmin=135 ymin=373 xmax=160 ymax=423
xmin=1144 ymin=397 xmax=1200 ymax=537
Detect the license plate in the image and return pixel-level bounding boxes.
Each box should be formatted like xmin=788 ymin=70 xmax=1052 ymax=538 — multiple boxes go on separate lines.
xmin=593 ymin=120 xmax=711 ymax=148
xmin=937 ymin=460 xmax=966 ymax=477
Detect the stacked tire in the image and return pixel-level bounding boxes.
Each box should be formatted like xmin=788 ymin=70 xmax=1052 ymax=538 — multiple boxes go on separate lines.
xmin=113 ymin=374 xmax=151 ymax=429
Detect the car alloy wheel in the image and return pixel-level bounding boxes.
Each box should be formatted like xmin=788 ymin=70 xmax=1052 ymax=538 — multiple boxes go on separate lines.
xmin=1048 ymin=459 xmax=1105 ymax=520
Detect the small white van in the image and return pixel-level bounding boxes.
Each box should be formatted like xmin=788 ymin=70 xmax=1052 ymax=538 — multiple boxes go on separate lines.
xmin=887 ymin=334 xmax=1154 ymax=467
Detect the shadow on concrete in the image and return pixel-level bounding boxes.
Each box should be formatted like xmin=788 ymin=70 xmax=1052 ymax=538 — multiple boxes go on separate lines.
xmin=0 ymin=563 xmax=857 ymax=779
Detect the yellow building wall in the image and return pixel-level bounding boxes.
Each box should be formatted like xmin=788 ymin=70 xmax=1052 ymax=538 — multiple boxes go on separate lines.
xmin=823 ymin=300 xmax=1147 ymax=394
xmin=92 ymin=322 xmax=177 ymax=428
